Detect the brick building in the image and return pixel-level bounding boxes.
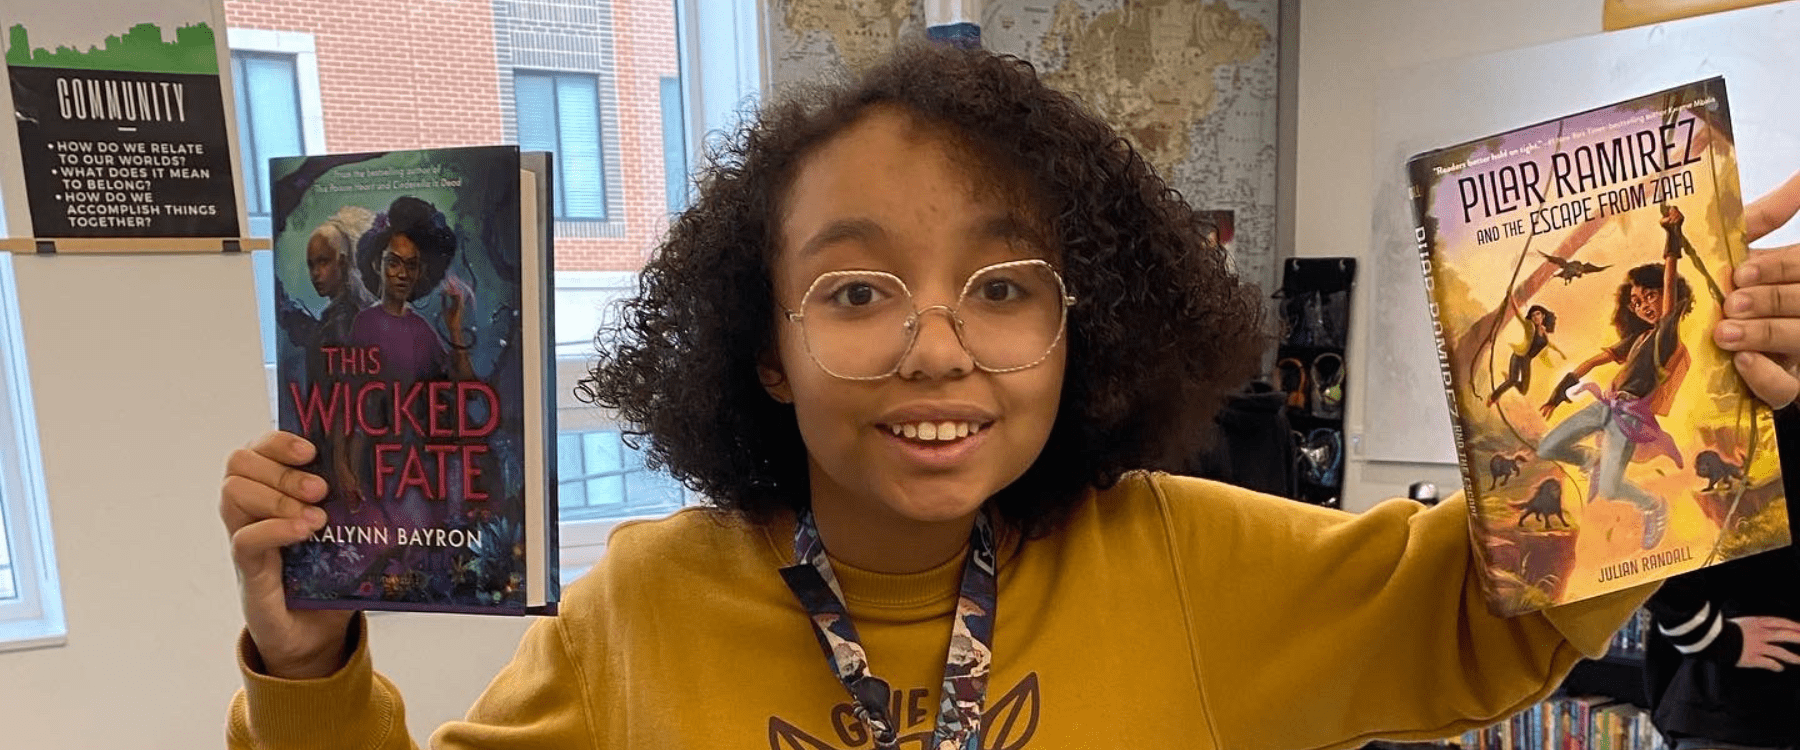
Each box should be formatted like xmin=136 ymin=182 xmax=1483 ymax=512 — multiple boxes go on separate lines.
xmin=223 ymin=0 xmax=681 ymax=271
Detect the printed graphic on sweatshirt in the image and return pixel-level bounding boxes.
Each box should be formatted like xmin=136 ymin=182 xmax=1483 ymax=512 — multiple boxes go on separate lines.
xmin=769 ymin=672 xmax=1039 ymax=750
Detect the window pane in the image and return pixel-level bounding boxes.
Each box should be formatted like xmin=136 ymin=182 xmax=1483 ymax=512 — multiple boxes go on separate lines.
xmin=557 ymin=480 xmax=586 ymax=510
xmin=514 ymin=73 xmax=559 ymax=153
xmin=231 ymin=55 xmax=258 ymax=215
xmin=581 ymin=431 xmax=623 ymax=474
xmin=0 ymin=495 xmax=15 ymax=601
xmin=555 ymin=75 xmax=606 ymax=219
xmin=624 ymin=469 xmax=683 ymax=512
xmin=556 ymin=433 xmax=584 ymax=483
xmin=514 ymin=72 xmax=562 ymax=212
xmin=660 ymin=76 xmax=687 ymax=213
xmin=584 ymin=475 xmax=624 ymax=508
xmin=240 ymin=55 xmax=303 ymax=219
xmin=251 ymin=250 xmax=276 ymax=367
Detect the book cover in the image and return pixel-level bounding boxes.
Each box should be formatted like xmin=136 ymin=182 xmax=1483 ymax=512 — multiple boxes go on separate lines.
xmin=271 ymin=144 xmax=557 ymax=614
xmin=1407 ymin=78 xmax=1789 ymax=616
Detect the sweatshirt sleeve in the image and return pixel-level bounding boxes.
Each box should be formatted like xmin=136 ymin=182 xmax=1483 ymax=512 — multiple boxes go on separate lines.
xmin=1152 ymin=475 xmax=1656 ymax=750
xmin=1645 ymin=568 xmax=1741 ymax=665
xmin=227 ymin=610 xmax=597 ymax=750
xmin=227 ymin=614 xmax=420 ymax=750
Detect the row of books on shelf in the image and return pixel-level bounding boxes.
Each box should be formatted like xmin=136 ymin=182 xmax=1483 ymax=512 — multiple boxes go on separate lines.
xmin=1606 ymin=609 xmax=1652 ymax=658
xmin=1454 ymin=696 xmax=1664 ymax=750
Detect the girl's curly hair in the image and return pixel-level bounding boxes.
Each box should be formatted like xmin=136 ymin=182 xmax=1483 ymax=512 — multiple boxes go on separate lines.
xmin=1612 ymin=263 xmax=1694 ymax=339
xmin=579 ymin=42 xmax=1267 ymax=538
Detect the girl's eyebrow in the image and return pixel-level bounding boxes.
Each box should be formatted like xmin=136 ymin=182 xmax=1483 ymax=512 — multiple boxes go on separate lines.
xmin=975 ymin=214 xmax=1035 ymax=243
xmin=797 ymin=218 xmax=886 ymax=259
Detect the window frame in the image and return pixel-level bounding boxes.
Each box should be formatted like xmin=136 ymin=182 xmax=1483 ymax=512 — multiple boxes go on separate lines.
xmin=0 ymin=256 xmax=65 ymax=652
xmin=226 ymin=29 xmax=327 ymax=234
xmin=512 ymin=69 xmax=610 ymax=222
xmin=227 ymin=29 xmax=326 ymax=404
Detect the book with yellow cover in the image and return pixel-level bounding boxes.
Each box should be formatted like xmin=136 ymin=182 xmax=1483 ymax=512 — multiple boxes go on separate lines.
xmin=1406 ymin=77 xmax=1789 ymax=616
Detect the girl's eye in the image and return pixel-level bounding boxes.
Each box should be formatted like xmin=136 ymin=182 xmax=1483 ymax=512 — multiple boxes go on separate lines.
xmin=830 ymin=282 xmax=885 ymax=307
xmin=979 ymin=278 xmax=1025 ymax=302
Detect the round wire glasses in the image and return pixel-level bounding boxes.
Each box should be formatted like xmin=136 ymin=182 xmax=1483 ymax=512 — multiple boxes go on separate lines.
xmin=782 ymin=259 xmax=1078 ymax=380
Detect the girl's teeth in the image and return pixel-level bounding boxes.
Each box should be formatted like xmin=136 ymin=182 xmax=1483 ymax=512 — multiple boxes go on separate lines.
xmin=886 ymin=421 xmax=984 ymax=441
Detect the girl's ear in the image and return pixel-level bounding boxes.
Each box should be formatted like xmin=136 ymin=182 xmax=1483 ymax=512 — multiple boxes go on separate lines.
xmin=758 ymin=354 xmax=794 ymax=404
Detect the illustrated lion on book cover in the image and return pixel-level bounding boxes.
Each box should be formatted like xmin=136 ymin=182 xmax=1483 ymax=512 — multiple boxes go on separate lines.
xmin=1408 ymin=78 xmax=1789 ymax=615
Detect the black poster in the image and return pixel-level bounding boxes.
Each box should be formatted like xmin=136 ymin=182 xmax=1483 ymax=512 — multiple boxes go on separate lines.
xmin=10 ymin=65 xmax=238 ymax=238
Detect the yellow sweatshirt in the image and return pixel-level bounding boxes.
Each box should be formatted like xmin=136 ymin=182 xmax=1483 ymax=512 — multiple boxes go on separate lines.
xmin=227 ymin=472 xmax=1654 ymax=749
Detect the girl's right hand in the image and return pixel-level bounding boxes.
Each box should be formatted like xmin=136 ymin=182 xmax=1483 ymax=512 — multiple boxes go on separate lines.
xmin=220 ymin=431 xmax=355 ymax=679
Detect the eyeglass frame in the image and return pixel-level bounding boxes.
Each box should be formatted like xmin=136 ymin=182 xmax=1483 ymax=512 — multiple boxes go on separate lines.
xmin=780 ymin=258 xmax=1079 ymax=381
xmin=381 ymin=251 xmax=423 ymax=274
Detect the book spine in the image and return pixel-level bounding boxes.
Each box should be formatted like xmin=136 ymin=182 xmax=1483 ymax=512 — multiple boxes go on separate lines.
xmin=1406 ymin=161 xmax=1485 ymax=549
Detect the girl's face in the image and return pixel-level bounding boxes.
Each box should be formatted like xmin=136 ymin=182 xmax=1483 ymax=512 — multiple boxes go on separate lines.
xmin=763 ymin=107 xmax=1066 ymax=529
xmin=381 ymin=234 xmax=422 ymax=306
xmin=1629 ymin=284 xmax=1663 ymax=325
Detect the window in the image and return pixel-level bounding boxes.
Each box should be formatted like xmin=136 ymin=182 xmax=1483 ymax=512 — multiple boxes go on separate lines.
xmin=557 ymin=431 xmax=686 ymax=522
xmin=0 ymin=256 xmax=64 ymax=651
xmin=660 ymin=76 xmax=689 ymax=213
xmin=515 ymin=71 xmax=608 ymax=221
xmin=230 ymin=52 xmax=304 ymax=238
xmin=228 ymin=30 xmax=324 ymax=399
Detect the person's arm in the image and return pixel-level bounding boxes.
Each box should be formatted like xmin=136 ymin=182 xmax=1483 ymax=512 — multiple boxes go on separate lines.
xmin=228 ymin=591 xmax=601 ymax=749
xmin=1154 ymin=475 xmax=1655 ymax=750
xmin=1661 ymin=206 xmax=1684 ymax=319
xmin=1540 ymin=350 xmax=1615 ymax=417
xmin=1644 ymin=568 xmax=1740 ymax=667
xmin=441 ymin=277 xmax=475 ymax=382
xmin=228 ymin=615 xmax=420 ymax=750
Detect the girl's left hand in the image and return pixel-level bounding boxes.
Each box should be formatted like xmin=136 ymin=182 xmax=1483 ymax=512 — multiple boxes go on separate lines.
xmin=1714 ymin=170 xmax=1800 ymax=408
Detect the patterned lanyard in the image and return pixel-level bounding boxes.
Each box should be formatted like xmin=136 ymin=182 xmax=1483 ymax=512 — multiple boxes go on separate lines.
xmin=779 ymin=509 xmax=998 ymax=750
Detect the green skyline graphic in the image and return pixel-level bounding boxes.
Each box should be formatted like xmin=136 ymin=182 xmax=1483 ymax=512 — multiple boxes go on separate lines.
xmin=6 ymin=22 xmax=219 ymax=75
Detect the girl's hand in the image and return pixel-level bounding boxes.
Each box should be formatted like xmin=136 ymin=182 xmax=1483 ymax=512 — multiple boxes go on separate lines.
xmin=1716 ymin=171 xmax=1800 ymax=408
xmin=220 ymin=431 xmax=355 ymax=679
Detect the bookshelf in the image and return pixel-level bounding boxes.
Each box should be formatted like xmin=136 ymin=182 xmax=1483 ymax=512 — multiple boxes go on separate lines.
xmin=1365 ymin=610 xmax=1665 ymax=750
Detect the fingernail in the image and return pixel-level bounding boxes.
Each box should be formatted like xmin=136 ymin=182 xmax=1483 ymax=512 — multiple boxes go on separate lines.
xmin=1718 ymin=321 xmax=1743 ymax=342
xmin=302 ymin=476 xmax=326 ymax=497
xmin=305 ymin=507 xmax=327 ymax=525
xmin=1738 ymin=264 xmax=1761 ymax=285
xmin=1729 ymin=292 xmax=1752 ymax=314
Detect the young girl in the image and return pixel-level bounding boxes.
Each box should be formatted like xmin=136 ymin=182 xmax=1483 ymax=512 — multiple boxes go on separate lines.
xmin=1537 ymin=207 xmax=1695 ymax=551
xmin=1487 ymin=304 xmax=1562 ymax=406
xmin=218 ymin=44 xmax=1800 ymax=749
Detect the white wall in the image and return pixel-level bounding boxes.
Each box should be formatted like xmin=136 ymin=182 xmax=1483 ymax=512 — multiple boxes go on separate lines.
xmin=1295 ymin=1 xmax=1603 ymax=510
xmin=0 ymin=253 xmax=528 ymax=748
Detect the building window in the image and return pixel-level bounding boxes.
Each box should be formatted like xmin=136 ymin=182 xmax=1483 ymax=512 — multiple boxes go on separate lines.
xmin=231 ymin=51 xmax=305 ymax=239
xmin=660 ymin=76 xmax=689 ymax=213
xmin=0 ymin=257 xmax=64 ymax=651
xmin=557 ymin=430 xmax=685 ymax=523
xmin=515 ymin=71 xmax=608 ymax=221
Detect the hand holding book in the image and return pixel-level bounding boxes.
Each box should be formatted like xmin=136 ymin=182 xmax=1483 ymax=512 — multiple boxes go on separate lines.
xmin=219 ymin=432 xmax=355 ymax=680
xmin=1714 ymin=170 xmax=1800 ymax=408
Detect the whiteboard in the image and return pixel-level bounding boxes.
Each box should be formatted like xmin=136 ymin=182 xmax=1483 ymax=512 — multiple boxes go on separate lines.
xmin=1362 ymin=1 xmax=1800 ymax=463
